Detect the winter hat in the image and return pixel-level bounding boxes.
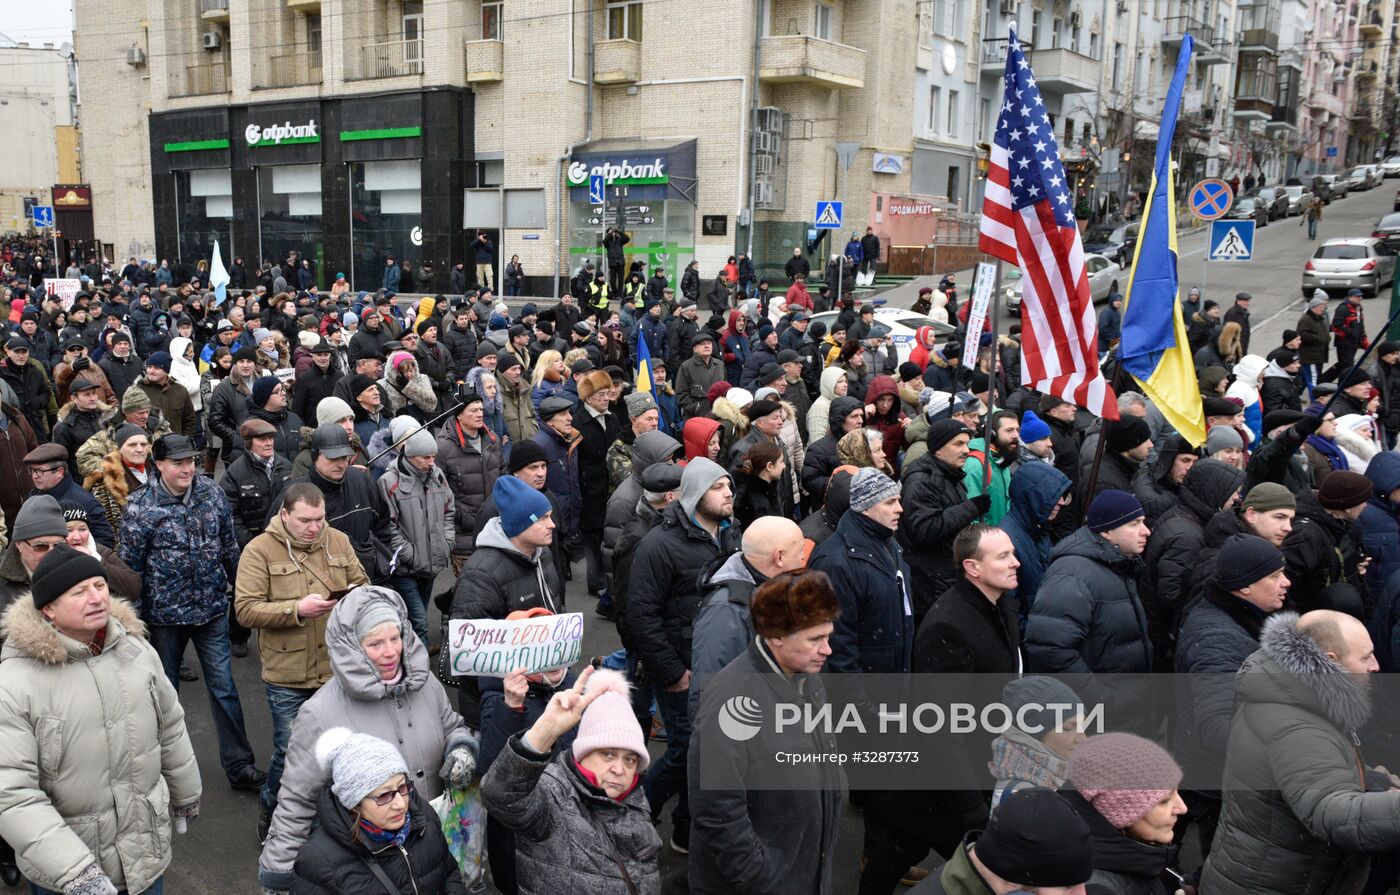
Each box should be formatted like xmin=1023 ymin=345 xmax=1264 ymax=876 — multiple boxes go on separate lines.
xmin=1086 ymin=489 xmax=1145 ymax=533
xmin=298 ymin=330 xmax=321 ymax=349
xmin=352 ymin=589 xmax=402 ymax=643
xmin=757 ymin=324 xmax=775 ymax=342
xmin=1233 ymin=354 xmax=1268 ymax=385
xmin=1266 ymin=348 xmax=1299 ymax=368
xmin=849 ymin=467 xmax=900 ymax=514
xmin=1318 ymin=470 xmax=1373 ymax=510
xmin=1377 ymin=340 xmax=1400 ymax=358
xmin=343 ymin=310 xmax=358 ymax=327
xmin=315 ymin=396 xmax=355 ymax=427
xmin=390 ymin=351 xmax=415 ymax=371
xmin=145 ymin=351 xmax=172 ymax=373
xmin=507 ymin=439 xmax=548 ymax=473
xmin=1216 ymin=533 xmax=1285 ymax=591
xmin=926 ymin=418 xmax=972 ymax=452
xmin=495 ymin=475 xmax=553 ymax=538
xmin=1243 ymin=482 xmax=1296 ymax=513
xmin=496 ymin=351 xmax=523 ymax=374
xmin=13 ymin=494 xmax=69 ymax=543
xmin=402 ymin=430 xmax=437 ymax=458
xmin=115 ymin=423 xmax=147 ymax=449
xmin=59 ymin=501 xmax=89 ymax=526
xmin=578 ymin=370 xmax=613 ymax=401
xmin=624 ymin=391 xmax=657 ymax=419
xmin=1342 ymin=368 xmax=1373 ymax=388
xmin=898 ymin=361 xmax=922 ymax=383
xmin=1308 ymin=289 xmax=1329 ymax=309
xmin=1019 ymin=410 xmax=1051 ymax=444
xmin=706 ymin=381 xmax=732 ymax=402
xmin=1104 ymin=416 xmax=1151 ymax=453
xmin=726 ymin=387 xmax=754 ymax=410
xmin=976 ymin=789 xmax=1094 ymax=888
xmin=253 ymin=328 xmax=273 ymax=344
xmin=233 ymin=345 xmax=258 ymax=363
xmin=1204 ymin=425 xmax=1244 ymax=455
xmin=120 ymin=385 xmax=151 ymax=414
xmin=31 ymin=543 xmax=106 ymax=610
xmin=251 ymin=376 xmax=281 ymax=408
xmin=1068 ymin=733 xmax=1182 ymax=830
xmin=1282 ymin=329 xmax=1299 ymax=344
xmin=753 ymin=387 xmax=780 ymax=402
xmin=315 ymin=728 xmax=409 ymax=810
xmin=571 ymin=669 xmax=649 ymax=772
xmin=348 ymin=374 xmax=378 ymax=401
xmin=679 ymin=457 xmax=731 ymax=518
xmin=1001 ymin=676 xmax=1083 ymax=735
xmin=416 ymin=318 xmax=437 ymax=337
xmin=745 ymin=398 xmax=783 ymax=421
xmin=1203 ymin=395 xmax=1240 ymax=418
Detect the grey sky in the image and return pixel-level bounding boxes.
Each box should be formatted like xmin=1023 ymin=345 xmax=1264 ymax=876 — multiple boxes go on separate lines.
xmin=0 ymin=0 xmax=73 ymax=47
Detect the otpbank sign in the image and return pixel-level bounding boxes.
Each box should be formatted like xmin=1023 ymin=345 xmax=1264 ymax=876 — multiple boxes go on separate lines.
xmin=567 ymin=156 xmax=668 ymax=187
xmin=245 ymin=120 xmax=320 ymax=147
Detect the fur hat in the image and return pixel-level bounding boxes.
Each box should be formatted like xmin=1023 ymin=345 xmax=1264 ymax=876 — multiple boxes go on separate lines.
xmin=578 ymin=370 xmax=614 ymax=401
xmin=750 ymin=570 xmax=841 ymax=639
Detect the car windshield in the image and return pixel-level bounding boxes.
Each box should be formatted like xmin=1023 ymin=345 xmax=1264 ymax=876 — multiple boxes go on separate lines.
xmin=896 ymin=314 xmax=955 ymax=334
xmin=1388 ymin=157 xmax=1400 ymax=165
xmin=1350 ymin=168 xmax=1369 ymax=177
xmin=1316 ymin=244 xmax=1371 ymax=260
xmin=1379 ymin=213 xmax=1400 ymax=228
xmin=1084 ymin=226 xmax=1118 ymax=243
xmin=1283 ymin=186 xmax=1303 ymax=197
xmin=1235 ymin=199 xmax=1255 ymax=210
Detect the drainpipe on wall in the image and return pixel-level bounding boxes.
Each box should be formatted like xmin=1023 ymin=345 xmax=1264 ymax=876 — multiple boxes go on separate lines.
xmin=554 ymin=0 xmax=595 ymax=300
xmin=745 ymin=0 xmax=763 ymax=259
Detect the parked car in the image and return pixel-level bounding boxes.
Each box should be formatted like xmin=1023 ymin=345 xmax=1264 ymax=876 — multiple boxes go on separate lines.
xmin=805 ymin=306 xmax=955 ymax=364
xmin=1005 ymin=252 xmax=1122 ymax=313
xmin=1282 ymin=184 xmax=1315 ymax=214
xmin=1224 ymin=196 xmax=1270 ymax=227
xmin=1372 ymin=213 xmax=1400 ymax=252
xmin=1081 ymin=221 xmax=1139 ymax=266
xmin=1381 ymin=156 xmax=1400 ymax=178
xmin=1394 ymin=186 xmax=1400 ymax=212
xmin=1301 ymin=237 xmax=1398 ymax=297
xmin=1251 ymin=187 xmax=1290 ymax=220
xmin=1318 ymin=174 xmax=1351 ymax=199
xmin=1348 ymin=166 xmax=1380 ymax=190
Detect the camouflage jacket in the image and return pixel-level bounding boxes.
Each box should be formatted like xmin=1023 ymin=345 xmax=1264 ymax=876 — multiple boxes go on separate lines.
xmin=119 ymin=473 xmax=240 ymax=625
xmin=606 ymin=437 xmax=636 ymax=493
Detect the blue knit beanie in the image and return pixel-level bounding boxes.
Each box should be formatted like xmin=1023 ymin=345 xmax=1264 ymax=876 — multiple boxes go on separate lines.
xmin=1086 ymin=489 xmax=1145 ymax=533
xmin=1019 ymin=410 xmax=1051 ymax=444
xmin=494 ymin=475 xmax=553 ymax=538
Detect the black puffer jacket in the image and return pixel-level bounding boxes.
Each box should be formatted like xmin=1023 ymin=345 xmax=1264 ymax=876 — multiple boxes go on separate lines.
xmin=436 ymin=419 xmax=505 ymax=555
xmin=442 ymin=323 xmax=477 ymax=380
xmin=602 ymin=432 xmax=681 ymax=563
xmin=1131 ymin=435 xmax=1195 ymax=528
xmin=451 ymin=517 xmax=563 ymax=623
xmin=897 ymin=451 xmax=981 ymax=622
xmin=290 ymin=788 xmax=466 ymax=895
xmin=1080 ymin=448 xmax=1141 ymax=506
xmin=1261 ymin=367 xmax=1302 ymax=415
xmin=1139 ymin=459 xmax=1244 ymax=668
xmin=1061 ymin=790 xmax=1181 ymax=895
xmin=291 ymin=364 xmax=342 ymax=423
xmin=1282 ymin=489 xmax=1369 ymax=616
xmin=207 ymin=375 xmax=252 ymax=460
xmin=1201 ymin=612 xmax=1400 ymax=895
xmin=800 ymin=396 xmax=861 ymax=505
xmin=219 ymin=451 xmax=293 ymax=548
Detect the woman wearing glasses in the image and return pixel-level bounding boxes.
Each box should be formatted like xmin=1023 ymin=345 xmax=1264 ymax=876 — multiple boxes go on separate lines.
xmin=289 ymin=728 xmax=466 ymax=894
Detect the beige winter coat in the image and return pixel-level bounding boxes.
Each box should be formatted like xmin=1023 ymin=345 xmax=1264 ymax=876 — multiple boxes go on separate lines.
xmin=0 ymin=598 xmax=201 ymax=892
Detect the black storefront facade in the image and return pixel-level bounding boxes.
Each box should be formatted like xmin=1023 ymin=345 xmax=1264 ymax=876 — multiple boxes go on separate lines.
xmin=149 ymin=88 xmax=473 ymax=294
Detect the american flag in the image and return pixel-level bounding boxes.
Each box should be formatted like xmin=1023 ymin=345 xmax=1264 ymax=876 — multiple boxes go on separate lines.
xmin=978 ymin=28 xmax=1117 ymax=419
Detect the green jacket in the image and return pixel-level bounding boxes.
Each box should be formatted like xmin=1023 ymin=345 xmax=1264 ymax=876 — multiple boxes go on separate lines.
xmin=912 ymin=837 xmax=994 ymax=895
xmin=962 ymin=437 xmax=1012 ymax=525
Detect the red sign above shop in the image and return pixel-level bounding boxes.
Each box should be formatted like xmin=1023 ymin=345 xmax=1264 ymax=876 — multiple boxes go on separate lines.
xmin=52 ymin=185 xmax=92 ymax=209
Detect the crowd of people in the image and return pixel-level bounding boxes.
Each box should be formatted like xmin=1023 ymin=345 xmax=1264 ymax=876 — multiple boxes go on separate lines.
xmin=5 ymin=228 xmax=1400 ymax=895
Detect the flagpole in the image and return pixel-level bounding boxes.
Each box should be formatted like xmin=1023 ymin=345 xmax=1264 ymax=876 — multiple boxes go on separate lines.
xmin=983 ymin=264 xmax=1002 ymax=490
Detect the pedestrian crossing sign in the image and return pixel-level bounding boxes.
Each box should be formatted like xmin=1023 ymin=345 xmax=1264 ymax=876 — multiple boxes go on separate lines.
xmin=1208 ymin=219 xmax=1254 ymax=262
xmin=815 ymin=201 xmax=843 ymax=229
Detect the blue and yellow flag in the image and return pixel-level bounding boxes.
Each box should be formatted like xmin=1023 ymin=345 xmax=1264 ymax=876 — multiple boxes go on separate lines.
xmin=1119 ymin=35 xmax=1206 ymax=446
xmin=634 ymin=330 xmax=669 ymax=432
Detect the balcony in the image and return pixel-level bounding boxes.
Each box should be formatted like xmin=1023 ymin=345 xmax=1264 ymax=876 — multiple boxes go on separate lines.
xmin=1022 ymin=47 xmax=1100 ymax=93
xmin=1267 ymin=102 xmax=1299 ymax=133
xmin=171 ymin=60 xmax=229 ymax=97
xmin=1308 ymin=91 xmax=1345 ymax=118
xmin=1163 ymin=17 xmax=1230 ymax=64
xmin=255 ymin=51 xmax=321 ymax=89
xmin=758 ymin=35 xmax=866 ymax=89
xmin=1238 ymin=27 xmax=1279 ymax=53
xmin=1233 ymin=95 xmax=1274 ymax=121
xmin=464 ymin=38 xmax=503 ymax=82
xmin=348 ymin=36 xmax=423 ymax=81
xmin=199 ymin=0 xmax=229 ymax=23
xmin=1361 ymin=9 xmax=1384 ymax=36
xmin=286 ymin=0 xmax=319 ymax=9
xmin=593 ymin=38 xmax=640 ymax=84
xmin=1357 ymin=59 xmax=1380 ymax=81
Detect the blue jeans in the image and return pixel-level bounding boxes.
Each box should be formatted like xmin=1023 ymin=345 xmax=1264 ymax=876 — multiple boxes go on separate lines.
xmin=1308 ymin=217 xmax=1319 ymax=239
xmin=390 ymin=573 xmax=435 ymax=646
xmin=262 ymin=684 xmax=316 ymax=811
xmin=149 ymin=614 xmax=257 ymax=780
xmin=33 ymin=877 xmax=162 ymax=895
xmin=643 ymin=687 xmax=692 ymax=825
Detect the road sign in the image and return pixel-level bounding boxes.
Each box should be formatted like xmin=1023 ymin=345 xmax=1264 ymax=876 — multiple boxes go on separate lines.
xmin=588 ymin=174 xmax=606 ymax=205
xmin=31 ymin=206 xmax=54 ymax=228
xmin=815 ymin=201 xmax=843 ymax=229
xmin=1208 ymin=219 xmax=1255 ymax=262
xmin=1327 ymin=146 xmax=1339 ymax=158
xmin=1189 ymin=179 xmax=1234 ymax=221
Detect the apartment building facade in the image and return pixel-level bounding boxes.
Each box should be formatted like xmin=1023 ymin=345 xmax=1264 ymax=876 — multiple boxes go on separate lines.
xmin=0 ymin=41 xmax=81 ymax=235
xmin=76 ymin=0 xmax=927 ymax=292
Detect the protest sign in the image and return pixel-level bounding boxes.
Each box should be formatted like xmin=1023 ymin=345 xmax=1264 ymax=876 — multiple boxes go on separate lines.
xmin=447 ymin=612 xmax=584 ymax=677
xmin=43 ymin=278 xmax=82 ymax=311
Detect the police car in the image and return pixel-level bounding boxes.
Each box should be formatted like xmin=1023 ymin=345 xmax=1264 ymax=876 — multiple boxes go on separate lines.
xmin=804 ymin=305 xmax=956 ymax=366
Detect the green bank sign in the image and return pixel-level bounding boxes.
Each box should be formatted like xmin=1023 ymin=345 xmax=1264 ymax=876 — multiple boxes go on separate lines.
xmin=567 ymin=157 xmax=669 ymax=187
xmin=244 ymin=120 xmax=320 ymax=147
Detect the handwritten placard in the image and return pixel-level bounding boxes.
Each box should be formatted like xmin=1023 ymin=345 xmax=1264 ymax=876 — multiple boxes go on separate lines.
xmin=447 ymin=613 xmax=584 ymax=677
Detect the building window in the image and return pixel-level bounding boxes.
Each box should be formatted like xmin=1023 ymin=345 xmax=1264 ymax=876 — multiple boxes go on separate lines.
xmin=981 ymin=97 xmax=992 ymax=140
xmin=947 ymin=166 xmax=961 ymax=202
xmin=947 ymin=89 xmax=960 ymax=137
xmin=1090 ymin=31 xmax=1099 ymax=58
xmin=815 ymin=1 xmax=833 ymax=39
xmin=482 ymin=0 xmax=502 ymax=40
xmin=402 ymin=1 xmax=424 ymax=70
xmin=1113 ymin=42 xmax=1123 ymax=89
xmin=1081 ymin=122 xmax=1091 ymax=147
xmin=1051 ymin=17 xmax=1062 ymax=47
xmin=1031 ymin=10 xmax=1042 ymax=47
xmin=1064 ymin=118 xmax=1074 ymax=146
xmin=928 ymin=85 xmax=942 ymax=133
xmin=608 ymin=0 xmax=643 ymax=41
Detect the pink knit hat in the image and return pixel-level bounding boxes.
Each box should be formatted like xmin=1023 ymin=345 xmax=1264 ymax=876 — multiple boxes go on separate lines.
xmin=571 ymin=669 xmax=649 ymax=772
xmin=390 ymin=351 xmax=415 ymax=370
xmin=1067 ymin=733 xmax=1182 ymax=829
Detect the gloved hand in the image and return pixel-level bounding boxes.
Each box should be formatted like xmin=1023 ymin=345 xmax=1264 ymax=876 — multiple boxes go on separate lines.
xmin=441 ymin=743 xmax=478 ymax=788
xmin=1294 ymin=412 xmax=1323 ymax=438
xmin=63 ymin=863 xmax=117 ymax=895
xmin=172 ymin=799 xmax=199 ymax=834
xmin=71 ymin=356 xmax=91 ymax=372
xmin=969 ymin=493 xmax=992 ymax=515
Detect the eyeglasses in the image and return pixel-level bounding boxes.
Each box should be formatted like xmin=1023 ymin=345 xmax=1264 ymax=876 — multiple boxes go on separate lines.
xmin=28 ymin=465 xmax=64 ymax=475
xmin=25 ymin=540 xmax=64 ymax=553
xmin=370 ymin=781 xmax=412 ymax=806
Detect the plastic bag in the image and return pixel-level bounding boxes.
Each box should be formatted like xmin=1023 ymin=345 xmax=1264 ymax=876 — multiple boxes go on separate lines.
xmin=428 ymin=783 xmax=486 ymax=888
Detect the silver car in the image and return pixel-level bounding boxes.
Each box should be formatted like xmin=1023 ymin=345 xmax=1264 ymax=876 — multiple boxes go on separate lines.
xmin=1281 ymin=185 xmax=1314 ymax=215
xmin=1318 ymin=174 xmax=1351 ymax=199
xmin=1301 ymin=237 xmax=1397 ymax=297
xmin=1348 ymin=166 xmax=1379 ymax=190
xmin=1005 ymin=252 xmax=1122 ymax=312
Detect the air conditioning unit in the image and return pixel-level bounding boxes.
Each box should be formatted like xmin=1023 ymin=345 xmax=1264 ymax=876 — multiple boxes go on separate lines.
xmin=1116 ymin=0 xmax=1128 ymax=11
xmin=754 ymin=155 xmax=774 ymax=175
xmin=1000 ymin=0 xmax=1016 ymax=15
xmin=1070 ymin=8 xmax=1083 ymax=26
xmin=755 ymin=131 xmax=772 ymax=152
xmin=757 ymin=106 xmax=784 ymax=133
xmin=201 ymin=30 xmax=222 ymax=50
xmin=755 ymin=182 xmax=775 ymax=206
xmin=126 ymin=46 xmax=146 ymax=66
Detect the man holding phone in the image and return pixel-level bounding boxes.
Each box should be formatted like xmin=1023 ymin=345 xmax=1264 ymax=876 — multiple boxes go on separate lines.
xmin=235 ymin=481 xmax=369 ymax=843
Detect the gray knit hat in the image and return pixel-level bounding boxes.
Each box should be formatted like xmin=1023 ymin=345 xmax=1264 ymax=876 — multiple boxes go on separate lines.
xmin=849 ymin=467 xmax=900 ymax=514
xmin=13 ymin=495 xmax=68 ymax=543
xmin=1204 ymin=425 xmax=1244 ymax=455
xmin=402 ymin=430 xmax=437 ymax=458
xmin=1001 ymin=676 xmax=1083 ymax=735
xmin=354 ymin=590 xmax=402 ymax=643
xmin=315 ymin=727 xmax=408 ymax=809
xmin=315 ymin=396 xmax=355 ymax=427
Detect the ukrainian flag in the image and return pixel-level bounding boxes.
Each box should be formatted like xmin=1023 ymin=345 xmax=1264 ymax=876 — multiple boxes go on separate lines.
xmin=1119 ymin=35 xmax=1207 ymax=446
xmin=634 ymin=329 xmax=669 ymax=432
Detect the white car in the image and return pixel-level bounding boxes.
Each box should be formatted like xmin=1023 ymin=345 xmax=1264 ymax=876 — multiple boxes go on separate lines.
xmin=1347 ymin=166 xmax=1379 ymax=190
xmin=1382 ymin=156 xmax=1400 ymax=178
xmin=1005 ymin=252 xmax=1123 ymax=312
xmin=804 ymin=306 xmax=956 ymax=365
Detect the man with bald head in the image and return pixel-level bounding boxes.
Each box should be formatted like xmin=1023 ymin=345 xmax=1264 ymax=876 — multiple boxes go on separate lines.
xmin=689 ymin=516 xmax=807 ymax=713
xmin=1202 ymin=609 xmax=1399 ymax=895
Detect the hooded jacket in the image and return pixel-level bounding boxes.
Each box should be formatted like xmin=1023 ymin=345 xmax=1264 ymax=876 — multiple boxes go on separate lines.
xmin=688 ymin=552 xmax=767 ymax=718
xmin=800 ymin=396 xmax=861 ymax=505
xmin=963 ymin=435 xmax=1012 ymax=524
xmin=1132 ymin=435 xmax=1195 ymax=528
xmin=1261 ymin=359 xmax=1303 ymax=415
xmin=1201 ymin=612 xmax=1400 ymax=895
xmin=1282 ymin=490 xmax=1369 ymax=615
xmin=234 ymin=516 xmax=370 ymax=687
xmin=799 ymin=471 xmax=851 ymax=546
xmin=451 ymin=516 xmax=562 ymax=624
xmin=258 ymin=587 xmax=472 ymax=891
xmin=603 ymin=431 xmax=682 ymax=561
xmin=1361 ymin=451 xmax=1400 ymax=595
xmin=379 ymin=454 xmax=455 ymax=577
xmin=1061 ymin=789 xmax=1180 ymax=895
xmin=721 ymin=311 xmax=750 ymax=384
xmin=0 ymin=598 xmax=201 ymax=894
xmin=806 ymin=366 xmax=847 ymax=444
xmin=898 ymin=451 xmax=982 ymax=621
xmin=809 ymin=509 xmax=914 ymax=674
xmin=999 ymin=461 xmax=1073 ymax=616
xmin=683 ymin=416 xmax=722 ymax=463
xmin=864 ymin=375 xmax=906 ymax=459
xmin=436 ymin=418 xmax=506 ymax=555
